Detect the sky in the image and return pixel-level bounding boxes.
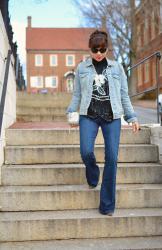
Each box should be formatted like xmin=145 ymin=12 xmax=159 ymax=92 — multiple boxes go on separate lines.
xmin=9 ymin=0 xmax=82 ymax=77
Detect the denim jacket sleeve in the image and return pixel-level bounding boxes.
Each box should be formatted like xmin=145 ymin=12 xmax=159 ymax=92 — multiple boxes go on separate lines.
xmin=66 ymin=65 xmax=81 ymax=114
xmin=118 ymin=62 xmax=138 ymax=123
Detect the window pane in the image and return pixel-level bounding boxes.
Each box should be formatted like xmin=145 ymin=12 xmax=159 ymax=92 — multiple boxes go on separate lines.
xmin=66 ymin=78 xmax=74 ymax=92
xmin=30 ymin=76 xmax=43 ymax=88
xmin=137 ymin=65 xmax=142 ymax=86
xmin=45 ymin=76 xmax=58 ymax=88
xmin=66 ymin=55 xmax=75 ymax=66
xmin=50 ymin=55 xmax=57 ymax=66
xmin=144 ymin=62 xmax=149 ymax=82
xmin=35 ymin=55 xmax=43 ymax=66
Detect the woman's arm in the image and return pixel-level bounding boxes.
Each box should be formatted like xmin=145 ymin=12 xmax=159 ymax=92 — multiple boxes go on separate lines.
xmin=118 ymin=62 xmax=138 ymax=123
xmin=66 ymin=65 xmax=81 ymax=114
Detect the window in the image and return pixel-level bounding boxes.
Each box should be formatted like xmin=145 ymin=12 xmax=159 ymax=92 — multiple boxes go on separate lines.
xmin=152 ymin=61 xmax=156 ymax=85
xmin=151 ymin=12 xmax=156 ymax=40
xmin=45 ymin=76 xmax=58 ymax=88
xmin=160 ymin=2 xmax=162 ymax=34
xmin=144 ymin=61 xmax=150 ymax=83
xmin=30 ymin=76 xmax=43 ymax=88
xmin=160 ymin=56 xmax=162 ymax=76
xmin=35 ymin=55 xmax=43 ymax=66
xmin=143 ymin=19 xmax=149 ymax=45
xmin=50 ymin=55 xmax=58 ymax=66
xmin=83 ymin=54 xmax=90 ymax=61
xmin=66 ymin=55 xmax=75 ymax=66
xmin=137 ymin=65 xmax=142 ymax=86
xmin=66 ymin=78 xmax=74 ymax=92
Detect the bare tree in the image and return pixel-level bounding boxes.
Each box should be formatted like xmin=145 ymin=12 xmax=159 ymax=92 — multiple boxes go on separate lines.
xmin=72 ymin=0 xmax=161 ymax=95
xmin=73 ymin=0 xmax=134 ymax=65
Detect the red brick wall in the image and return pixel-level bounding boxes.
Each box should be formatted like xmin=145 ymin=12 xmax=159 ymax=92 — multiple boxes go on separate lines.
xmin=135 ymin=0 xmax=162 ymax=93
xmin=27 ymin=50 xmax=89 ymax=93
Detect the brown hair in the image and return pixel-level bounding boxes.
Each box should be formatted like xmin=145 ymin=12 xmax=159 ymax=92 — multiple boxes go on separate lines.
xmin=89 ymin=29 xmax=108 ymax=48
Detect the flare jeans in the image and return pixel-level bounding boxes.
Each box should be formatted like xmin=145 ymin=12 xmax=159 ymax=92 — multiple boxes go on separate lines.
xmin=79 ymin=115 xmax=121 ymax=213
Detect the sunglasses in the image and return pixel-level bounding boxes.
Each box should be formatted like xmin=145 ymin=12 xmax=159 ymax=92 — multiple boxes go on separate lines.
xmin=91 ymin=47 xmax=107 ymax=53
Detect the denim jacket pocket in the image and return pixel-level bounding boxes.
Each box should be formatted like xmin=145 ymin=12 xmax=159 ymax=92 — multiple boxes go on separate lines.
xmin=111 ymin=73 xmax=120 ymax=80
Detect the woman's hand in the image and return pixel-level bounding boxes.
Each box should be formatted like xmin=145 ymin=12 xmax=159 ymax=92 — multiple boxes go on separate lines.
xmin=131 ymin=121 xmax=141 ymax=133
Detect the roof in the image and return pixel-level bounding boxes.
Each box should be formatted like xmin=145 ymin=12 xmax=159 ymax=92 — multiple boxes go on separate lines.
xmin=26 ymin=27 xmax=95 ymax=51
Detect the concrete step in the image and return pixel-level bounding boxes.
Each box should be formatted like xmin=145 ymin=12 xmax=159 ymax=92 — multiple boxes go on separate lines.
xmin=4 ymin=144 xmax=159 ymax=165
xmin=16 ymin=92 xmax=72 ymax=108
xmin=1 ymin=184 xmax=162 ymax=211
xmin=6 ymin=127 xmax=151 ymax=146
xmin=16 ymin=114 xmax=67 ymax=122
xmin=17 ymin=106 xmax=67 ymax=116
xmin=2 ymin=163 xmax=162 ymax=186
xmin=1 ymin=236 xmax=162 ymax=250
xmin=0 ymin=208 xmax=162 ymax=241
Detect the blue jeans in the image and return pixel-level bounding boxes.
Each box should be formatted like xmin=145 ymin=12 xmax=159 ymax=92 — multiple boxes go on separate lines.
xmin=79 ymin=115 xmax=121 ymax=213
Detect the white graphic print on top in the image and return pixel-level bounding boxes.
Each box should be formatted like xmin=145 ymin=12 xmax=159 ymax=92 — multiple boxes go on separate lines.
xmin=93 ymin=67 xmax=110 ymax=101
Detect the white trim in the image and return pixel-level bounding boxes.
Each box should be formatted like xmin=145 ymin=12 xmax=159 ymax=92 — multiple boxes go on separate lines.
xmin=50 ymin=54 xmax=58 ymax=66
xmin=64 ymin=71 xmax=75 ymax=77
xmin=66 ymin=54 xmax=75 ymax=66
xmin=35 ymin=54 xmax=43 ymax=66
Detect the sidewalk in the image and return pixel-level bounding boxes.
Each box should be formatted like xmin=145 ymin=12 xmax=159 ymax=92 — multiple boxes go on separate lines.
xmin=132 ymin=99 xmax=157 ymax=109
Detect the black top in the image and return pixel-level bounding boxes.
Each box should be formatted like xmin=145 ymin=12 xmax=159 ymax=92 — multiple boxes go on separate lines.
xmin=87 ymin=58 xmax=113 ymax=121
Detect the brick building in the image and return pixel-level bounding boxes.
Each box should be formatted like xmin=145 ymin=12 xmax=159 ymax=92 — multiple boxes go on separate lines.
xmin=26 ymin=17 xmax=97 ymax=93
xmin=135 ymin=0 xmax=162 ymax=93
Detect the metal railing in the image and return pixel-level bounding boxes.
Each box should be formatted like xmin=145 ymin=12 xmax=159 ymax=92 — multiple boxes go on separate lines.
xmin=0 ymin=49 xmax=12 ymax=137
xmin=128 ymin=51 xmax=162 ymax=125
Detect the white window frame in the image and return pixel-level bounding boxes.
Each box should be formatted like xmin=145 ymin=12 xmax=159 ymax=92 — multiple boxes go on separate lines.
xmin=45 ymin=76 xmax=58 ymax=88
xmin=35 ymin=54 xmax=43 ymax=66
xmin=50 ymin=55 xmax=58 ymax=66
xmin=30 ymin=76 xmax=43 ymax=88
xmin=66 ymin=55 xmax=75 ymax=66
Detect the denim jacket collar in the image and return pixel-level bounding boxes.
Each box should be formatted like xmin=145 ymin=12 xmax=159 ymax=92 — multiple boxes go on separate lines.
xmin=85 ymin=57 xmax=116 ymax=68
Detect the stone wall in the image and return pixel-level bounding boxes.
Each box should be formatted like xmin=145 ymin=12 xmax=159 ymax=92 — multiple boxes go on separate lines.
xmin=0 ymin=11 xmax=16 ymax=183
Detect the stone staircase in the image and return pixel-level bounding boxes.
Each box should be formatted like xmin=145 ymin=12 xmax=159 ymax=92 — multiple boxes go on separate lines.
xmin=1 ymin=125 xmax=162 ymax=249
xmin=16 ymin=92 xmax=72 ymax=122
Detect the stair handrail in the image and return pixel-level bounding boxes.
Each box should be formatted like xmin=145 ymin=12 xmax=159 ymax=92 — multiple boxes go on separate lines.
xmin=128 ymin=51 xmax=162 ymax=124
xmin=0 ymin=49 xmax=12 ymax=137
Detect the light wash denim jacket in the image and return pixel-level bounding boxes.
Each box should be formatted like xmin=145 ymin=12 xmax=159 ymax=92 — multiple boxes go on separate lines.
xmin=66 ymin=57 xmax=138 ymax=123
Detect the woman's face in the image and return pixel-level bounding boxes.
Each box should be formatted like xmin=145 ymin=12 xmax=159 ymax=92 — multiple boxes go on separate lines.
xmin=90 ymin=47 xmax=108 ymax=62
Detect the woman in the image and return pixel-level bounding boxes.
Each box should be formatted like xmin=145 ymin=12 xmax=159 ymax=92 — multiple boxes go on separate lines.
xmin=66 ymin=29 xmax=140 ymax=216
